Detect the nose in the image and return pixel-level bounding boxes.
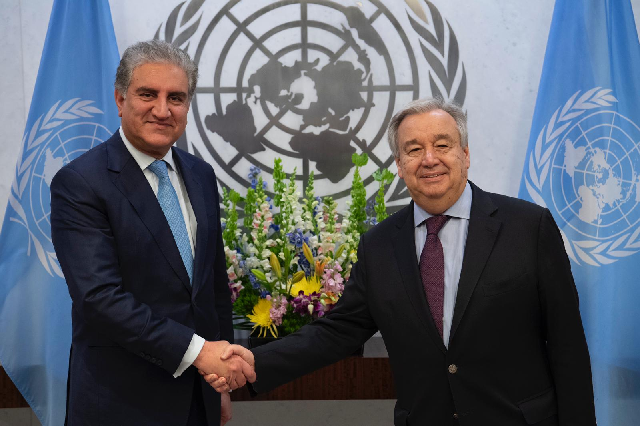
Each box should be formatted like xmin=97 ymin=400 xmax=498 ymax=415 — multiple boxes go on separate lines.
xmin=421 ymin=146 xmax=440 ymax=167
xmin=152 ymin=98 xmax=171 ymax=119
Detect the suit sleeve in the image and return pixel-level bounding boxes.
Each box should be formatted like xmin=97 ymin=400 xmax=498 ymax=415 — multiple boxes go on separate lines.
xmin=51 ymin=166 xmax=194 ymax=375
xmin=251 ymin=235 xmax=378 ymax=393
xmin=537 ymin=209 xmax=596 ymax=425
xmin=210 ymin=170 xmax=234 ymax=343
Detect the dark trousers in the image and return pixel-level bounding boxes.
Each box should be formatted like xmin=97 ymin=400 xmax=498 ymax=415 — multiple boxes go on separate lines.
xmin=187 ymin=376 xmax=207 ymax=426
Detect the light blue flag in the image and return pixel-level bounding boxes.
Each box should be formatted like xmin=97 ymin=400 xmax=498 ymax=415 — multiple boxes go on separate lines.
xmin=0 ymin=0 xmax=119 ymax=424
xmin=519 ymin=1 xmax=640 ymax=424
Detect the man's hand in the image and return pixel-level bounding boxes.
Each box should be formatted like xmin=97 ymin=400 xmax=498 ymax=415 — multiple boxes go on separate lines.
xmin=221 ymin=392 xmax=232 ymax=425
xmin=193 ymin=341 xmax=256 ymax=389
xmin=200 ymin=344 xmax=255 ymax=392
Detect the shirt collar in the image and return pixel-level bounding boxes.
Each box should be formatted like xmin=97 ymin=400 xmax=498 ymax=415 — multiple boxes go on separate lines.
xmin=119 ymin=127 xmax=177 ymax=172
xmin=413 ymin=182 xmax=472 ymax=228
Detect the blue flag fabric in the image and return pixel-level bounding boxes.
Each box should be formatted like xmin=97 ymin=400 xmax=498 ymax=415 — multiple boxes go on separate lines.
xmin=0 ymin=1 xmax=119 ymax=424
xmin=519 ymin=1 xmax=640 ymax=424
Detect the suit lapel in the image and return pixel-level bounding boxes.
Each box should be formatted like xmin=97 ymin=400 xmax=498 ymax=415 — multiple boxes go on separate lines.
xmin=172 ymin=148 xmax=209 ymax=294
xmin=392 ymin=203 xmax=447 ymax=353
xmin=106 ymin=134 xmax=192 ymax=292
xmin=449 ymin=183 xmax=501 ymax=341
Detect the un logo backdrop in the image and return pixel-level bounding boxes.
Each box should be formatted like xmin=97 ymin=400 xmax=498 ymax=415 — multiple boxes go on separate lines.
xmin=154 ymin=0 xmax=467 ymax=211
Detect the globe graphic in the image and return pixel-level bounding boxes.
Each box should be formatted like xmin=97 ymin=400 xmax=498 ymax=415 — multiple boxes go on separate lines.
xmin=550 ymin=111 xmax=640 ymax=240
xmin=30 ymin=122 xmax=112 ymax=244
xmin=190 ymin=0 xmax=419 ymax=200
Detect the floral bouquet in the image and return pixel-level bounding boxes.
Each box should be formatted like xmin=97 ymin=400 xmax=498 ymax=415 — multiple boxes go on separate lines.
xmin=221 ymin=154 xmax=394 ymax=338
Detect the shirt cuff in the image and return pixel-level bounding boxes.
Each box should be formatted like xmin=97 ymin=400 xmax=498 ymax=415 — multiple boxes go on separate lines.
xmin=173 ymin=333 xmax=206 ymax=378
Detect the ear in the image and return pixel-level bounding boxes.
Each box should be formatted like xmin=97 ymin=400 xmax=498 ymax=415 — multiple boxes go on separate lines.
xmin=395 ymin=156 xmax=404 ymax=179
xmin=114 ymin=89 xmax=125 ymax=118
xmin=463 ymin=146 xmax=470 ymax=170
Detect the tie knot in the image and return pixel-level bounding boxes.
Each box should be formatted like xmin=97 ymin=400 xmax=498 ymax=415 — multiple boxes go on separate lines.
xmin=425 ymin=215 xmax=449 ymax=235
xmin=148 ymin=160 xmax=169 ymax=180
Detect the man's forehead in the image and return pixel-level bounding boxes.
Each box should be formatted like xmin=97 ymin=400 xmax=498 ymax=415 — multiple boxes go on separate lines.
xmin=131 ymin=61 xmax=187 ymax=79
xmin=398 ymin=111 xmax=460 ymax=142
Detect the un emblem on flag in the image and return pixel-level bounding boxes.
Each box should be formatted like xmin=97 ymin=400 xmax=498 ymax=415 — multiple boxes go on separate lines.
xmin=9 ymin=99 xmax=110 ymax=277
xmin=525 ymin=88 xmax=640 ymax=266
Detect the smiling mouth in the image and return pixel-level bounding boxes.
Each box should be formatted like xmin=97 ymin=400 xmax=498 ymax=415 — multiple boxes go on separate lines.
xmin=422 ymin=173 xmax=445 ymax=178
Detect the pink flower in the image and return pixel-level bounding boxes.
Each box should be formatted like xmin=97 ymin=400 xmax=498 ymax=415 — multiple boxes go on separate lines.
xmin=269 ymin=295 xmax=288 ymax=326
xmin=228 ymin=281 xmax=244 ymax=303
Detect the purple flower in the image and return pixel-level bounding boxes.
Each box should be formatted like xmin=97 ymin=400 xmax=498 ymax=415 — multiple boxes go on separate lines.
xmin=248 ymin=165 xmax=261 ymax=180
xmin=286 ymin=229 xmax=309 ymax=248
xmin=249 ymin=273 xmax=260 ymax=289
xmin=291 ymin=291 xmax=323 ymax=317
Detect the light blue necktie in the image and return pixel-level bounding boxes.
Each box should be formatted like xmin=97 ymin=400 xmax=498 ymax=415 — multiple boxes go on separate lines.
xmin=147 ymin=160 xmax=193 ymax=284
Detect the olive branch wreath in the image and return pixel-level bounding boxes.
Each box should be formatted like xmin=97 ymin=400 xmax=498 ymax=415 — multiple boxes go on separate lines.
xmin=524 ymin=88 xmax=640 ymax=266
xmin=404 ymin=0 xmax=466 ymax=105
xmin=154 ymin=0 xmax=205 ymax=48
xmin=9 ymin=99 xmax=104 ymax=277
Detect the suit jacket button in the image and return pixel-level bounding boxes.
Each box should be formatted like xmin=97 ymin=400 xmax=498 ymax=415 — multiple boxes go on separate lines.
xmin=157 ymin=360 xmax=163 ymax=366
xmin=145 ymin=355 xmax=151 ymax=361
xmin=448 ymin=364 xmax=458 ymax=374
xmin=151 ymin=357 xmax=157 ymax=363
xmin=139 ymin=352 xmax=145 ymax=357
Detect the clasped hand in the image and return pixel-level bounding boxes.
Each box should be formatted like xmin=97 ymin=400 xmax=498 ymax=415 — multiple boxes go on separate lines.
xmin=194 ymin=342 xmax=254 ymax=391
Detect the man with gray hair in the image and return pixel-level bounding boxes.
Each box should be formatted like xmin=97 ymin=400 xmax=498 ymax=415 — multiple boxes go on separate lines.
xmin=209 ymin=98 xmax=596 ymax=425
xmin=51 ymin=40 xmax=253 ymax=426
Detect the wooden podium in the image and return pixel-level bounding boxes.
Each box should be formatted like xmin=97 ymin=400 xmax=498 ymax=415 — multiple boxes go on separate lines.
xmin=230 ymin=356 xmax=395 ymax=401
xmin=1 ymin=337 xmax=395 ymax=407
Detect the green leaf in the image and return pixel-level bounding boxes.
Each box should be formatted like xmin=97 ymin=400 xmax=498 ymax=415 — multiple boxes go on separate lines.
xmin=251 ymin=269 xmax=267 ymax=282
xmin=351 ymin=152 xmax=369 ymax=167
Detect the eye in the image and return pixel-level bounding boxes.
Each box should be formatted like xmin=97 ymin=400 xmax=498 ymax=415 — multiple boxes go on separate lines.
xmin=138 ymin=92 xmax=157 ymax=100
xmin=169 ymin=95 xmax=186 ymax=104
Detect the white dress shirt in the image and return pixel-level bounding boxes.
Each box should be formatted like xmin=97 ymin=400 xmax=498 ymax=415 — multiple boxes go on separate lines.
xmin=120 ymin=128 xmax=205 ymax=377
xmin=414 ymin=182 xmax=472 ymax=348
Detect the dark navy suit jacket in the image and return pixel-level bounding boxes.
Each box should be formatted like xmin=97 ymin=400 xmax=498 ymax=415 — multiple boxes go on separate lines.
xmin=51 ymin=132 xmax=232 ymax=426
xmin=251 ymin=183 xmax=596 ymax=426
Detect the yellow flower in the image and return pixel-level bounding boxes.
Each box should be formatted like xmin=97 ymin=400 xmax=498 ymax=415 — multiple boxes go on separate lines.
xmin=247 ymin=298 xmax=278 ymax=338
xmin=290 ymin=275 xmax=322 ymax=297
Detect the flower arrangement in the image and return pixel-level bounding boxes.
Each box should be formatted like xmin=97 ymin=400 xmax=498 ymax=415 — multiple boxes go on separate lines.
xmin=222 ymin=154 xmax=394 ymax=338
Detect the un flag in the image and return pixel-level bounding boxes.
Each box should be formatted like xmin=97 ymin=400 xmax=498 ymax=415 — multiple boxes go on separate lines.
xmin=0 ymin=1 xmax=119 ymax=425
xmin=519 ymin=1 xmax=640 ymax=424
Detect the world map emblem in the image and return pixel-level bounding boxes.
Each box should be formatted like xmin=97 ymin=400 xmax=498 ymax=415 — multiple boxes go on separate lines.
xmin=9 ymin=99 xmax=110 ymax=277
xmin=156 ymin=0 xmax=466 ymax=208
xmin=525 ymin=88 xmax=640 ymax=266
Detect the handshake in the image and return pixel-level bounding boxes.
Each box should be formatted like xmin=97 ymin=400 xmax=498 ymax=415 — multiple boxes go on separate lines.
xmin=193 ymin=341 xmax=255 ymax=392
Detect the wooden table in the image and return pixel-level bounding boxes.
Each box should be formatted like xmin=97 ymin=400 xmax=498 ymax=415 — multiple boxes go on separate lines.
xmin=0 ymin=367 xmax=29 ymax=408
xmin=230 ymin=357 xmax=395 ymax=401
xmin=2 ymin=357 xmax=395 ymax=408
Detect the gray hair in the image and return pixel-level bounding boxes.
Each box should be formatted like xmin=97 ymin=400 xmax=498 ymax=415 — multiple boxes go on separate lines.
xmin=387 ymin=98 xmax=468 ymax=157
xmin=115 ymin=40 xmax=198 ymax=100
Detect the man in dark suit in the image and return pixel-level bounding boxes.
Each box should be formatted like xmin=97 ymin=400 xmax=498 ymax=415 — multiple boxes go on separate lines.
xmin=209 ymin=98 xmax=596 ymax=425
xmin=51 ymin=40 xmax=253 ymax=426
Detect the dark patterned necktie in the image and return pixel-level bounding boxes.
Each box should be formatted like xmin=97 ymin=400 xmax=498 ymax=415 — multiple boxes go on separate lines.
xmin=419 ymin=215 xmax=450 ymax=339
